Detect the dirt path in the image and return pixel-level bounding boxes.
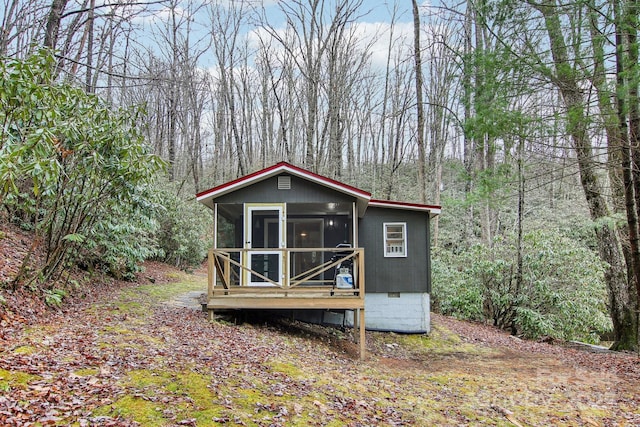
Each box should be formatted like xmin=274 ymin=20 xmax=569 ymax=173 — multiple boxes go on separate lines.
xmin=163 ymin=290 xmax=204 ymax=311
xmin=1 ymin=271 xmax=639 ymax=426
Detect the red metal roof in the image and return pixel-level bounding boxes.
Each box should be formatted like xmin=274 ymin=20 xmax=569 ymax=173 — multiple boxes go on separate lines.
xmin=196 ymin=162 xmax=440 ymax=217
xmin=196 ymin=162 xmax=370 ymax=200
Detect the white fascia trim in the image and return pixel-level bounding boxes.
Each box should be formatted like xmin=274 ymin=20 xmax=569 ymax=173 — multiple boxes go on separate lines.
xmin=368 ymin=200 xmax=441 ymax=216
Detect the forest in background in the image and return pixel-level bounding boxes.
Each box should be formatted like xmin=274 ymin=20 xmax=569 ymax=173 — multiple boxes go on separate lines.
xmin=0 ymin=0 xmax=639 ymax=351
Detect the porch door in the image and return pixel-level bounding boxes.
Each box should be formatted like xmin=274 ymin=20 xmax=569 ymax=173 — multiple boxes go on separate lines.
xmin=244 ymin=204 xmax=285 ymax=286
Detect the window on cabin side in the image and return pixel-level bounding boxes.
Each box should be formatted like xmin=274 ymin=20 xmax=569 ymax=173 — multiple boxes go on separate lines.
xmin=383 ymin=222 xmax=407 ymax=257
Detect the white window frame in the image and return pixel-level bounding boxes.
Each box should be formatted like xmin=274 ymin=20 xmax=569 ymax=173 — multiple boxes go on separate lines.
xmin=383 ymin=222 xmax=407 ymax=258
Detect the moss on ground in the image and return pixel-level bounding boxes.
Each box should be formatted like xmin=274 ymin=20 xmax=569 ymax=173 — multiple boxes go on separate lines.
xmin=11 ymin=345 xmax=36 ymax=355
xmin=20 ymin=324 xmax=58 ymax=339
xmin=120 ymin=273 xmax=205 ymax=304
xmin=94 ymin=368 xmax=226 ymax=426
xmin=73 ymin=367 xmax=100 ymax=377
xmin=405 ymin=325 xmax=492 ymax=355
xmin=265 ymin=359 xmax=305 ymax=379
xmin=0 ymin=368 xmax=40 ymax=391
xmin=93 ymin=395 xmax=166 ymax=426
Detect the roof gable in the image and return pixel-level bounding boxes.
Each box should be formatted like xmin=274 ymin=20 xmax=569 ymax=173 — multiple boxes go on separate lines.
xmin=196 ymin=162 xmax=441 ymax=218
xmin=196 ymin=162 xmax=372 ymax=215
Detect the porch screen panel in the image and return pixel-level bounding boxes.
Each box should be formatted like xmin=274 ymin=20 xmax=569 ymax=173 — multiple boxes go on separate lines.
xmin=250 ymin=253 xmax=280 ymax=283
xmin=250 ymin=210 xmax=280 ymax=249
xmin=287 ymin=218 xmax=324 ymax=281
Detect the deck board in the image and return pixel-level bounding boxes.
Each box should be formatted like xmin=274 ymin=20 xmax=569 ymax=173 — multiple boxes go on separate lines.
xmin=208 ymin=295 xmax=364 ymax=310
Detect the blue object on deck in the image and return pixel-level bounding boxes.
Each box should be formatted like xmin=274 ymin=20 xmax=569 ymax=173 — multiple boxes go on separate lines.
xmin=336 ymin=271 xmax=354 ymax=289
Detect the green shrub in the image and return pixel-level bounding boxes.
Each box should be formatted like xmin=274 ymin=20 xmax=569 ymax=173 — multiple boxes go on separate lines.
xmin=432 ymin=230 xmax=611 ymax=343
xmin=0 ymin=49 xmax=164 ymax=284
xmin=431 ymin=248 xmax=483 ymax=321
xmin=83 ymin=189 xmax=162 ymax=280
xmin=44 ymin=288 xmax=66 ymax=307
xmin=152 ymin=182 xmax=211 ymax=269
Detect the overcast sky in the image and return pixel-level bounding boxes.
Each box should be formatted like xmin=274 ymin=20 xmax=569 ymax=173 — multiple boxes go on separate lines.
xmin=131 ymin=0 xmax=430 ymax=71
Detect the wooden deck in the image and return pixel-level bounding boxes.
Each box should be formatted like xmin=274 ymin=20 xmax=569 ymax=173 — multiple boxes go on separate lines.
xmin=208 ymin=289 xmax=364 ymax=310
xmin=206 ymin=247 xmax=366 ymax=359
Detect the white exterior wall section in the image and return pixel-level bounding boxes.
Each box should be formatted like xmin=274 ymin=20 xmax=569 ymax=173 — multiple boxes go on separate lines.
xmin=342 ymin=292 xmax=431 ymax=333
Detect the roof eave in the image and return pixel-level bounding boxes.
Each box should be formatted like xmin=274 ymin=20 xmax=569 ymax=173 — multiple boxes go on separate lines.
xmin=368 ymin=199 xmax=441 ymax=218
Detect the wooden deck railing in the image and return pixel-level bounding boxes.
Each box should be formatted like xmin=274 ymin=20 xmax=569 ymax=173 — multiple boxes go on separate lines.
xmin=207 ymin=247 xmax=364 ymax=301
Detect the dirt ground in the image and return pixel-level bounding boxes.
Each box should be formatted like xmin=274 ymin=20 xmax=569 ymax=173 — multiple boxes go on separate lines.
xmin=1 ymin=266 xmax=639 ymax=426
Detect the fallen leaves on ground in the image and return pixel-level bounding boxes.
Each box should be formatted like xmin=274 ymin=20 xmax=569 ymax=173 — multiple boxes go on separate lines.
xmin=0 ymin=217 xmax=640 ymax=426
xmin=1 ymin=266 xmax=639 ymax=426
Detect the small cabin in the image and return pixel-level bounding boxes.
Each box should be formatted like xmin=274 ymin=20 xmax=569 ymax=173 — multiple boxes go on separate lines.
xmin=196 ymin=162 xmax=440 ymax=357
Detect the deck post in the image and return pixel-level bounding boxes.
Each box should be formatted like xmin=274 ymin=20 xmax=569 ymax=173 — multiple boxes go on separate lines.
xmin=207 ymin=250 xmax=214 ymax=301
xmin=224 ymin=257 xmax=231 ymax=287
xmin=358 ymin=308 xmax=366 ymax=360
xmin=353 ymin=309 xmax=359 ymax=331
xmin=357 ymin=248 xmax=365 ymax=299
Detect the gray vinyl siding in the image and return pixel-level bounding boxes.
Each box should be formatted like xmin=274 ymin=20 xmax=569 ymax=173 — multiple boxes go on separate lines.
xmin=215 ymin=174 xmax=355 ymax=205
xmin=359 ymin=207 xmax=431 ymax=293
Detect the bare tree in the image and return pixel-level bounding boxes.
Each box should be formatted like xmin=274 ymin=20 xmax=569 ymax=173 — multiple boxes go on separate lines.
xmin=423 ymin=8 xmax=461 ymax=245
xmin=44 ymin=0 xmax=69 ymax=49
xmin=209 ymin=0 xmax=249 ymax=175
xmin=0 ymin=0 xmax=22 ymax=55
xmin=412 ymin=0 xmax=427 ymax=204
xmin=258 ymin=0 xmax=366 ymax=173
xmin=0 ymin=1 xmax=52 ymax=57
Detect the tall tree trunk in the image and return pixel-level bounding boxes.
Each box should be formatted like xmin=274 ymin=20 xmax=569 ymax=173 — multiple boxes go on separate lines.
xmin=473 ymin=3 xmax=496 ymax=244
xmin=621 ymin=0 xmax=640 ymax=349
xmin=614 ymin=9 xmax=639 ymax=350
xmin=327 ymin=49 xmax=342 ymax=178
xmin=84 ymin=0 xmax=95 ymax=93
xmin=412 ymin=0 xmax=427 ymax=204
xmin=377 ymin=7 xmax=396 ymax=198
xmin=44 ymin=0 xmax=69 ymax=49
xmin=589 ymin=2 xmax=632 ymax=279
xmin=515 ymin=135 xmax=524 ymax=304
xmin=0 ymin=0 xmax=19 ymax=55
xmin=166 ymin=2 xmax=179 ymax=181
xmin=303 ymin=0 xmax=320 ymax=171
xmin=463 ymin=1 xmax=474 ymax=240
xmin=537 ymin=0 xmax=636 ymax=350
